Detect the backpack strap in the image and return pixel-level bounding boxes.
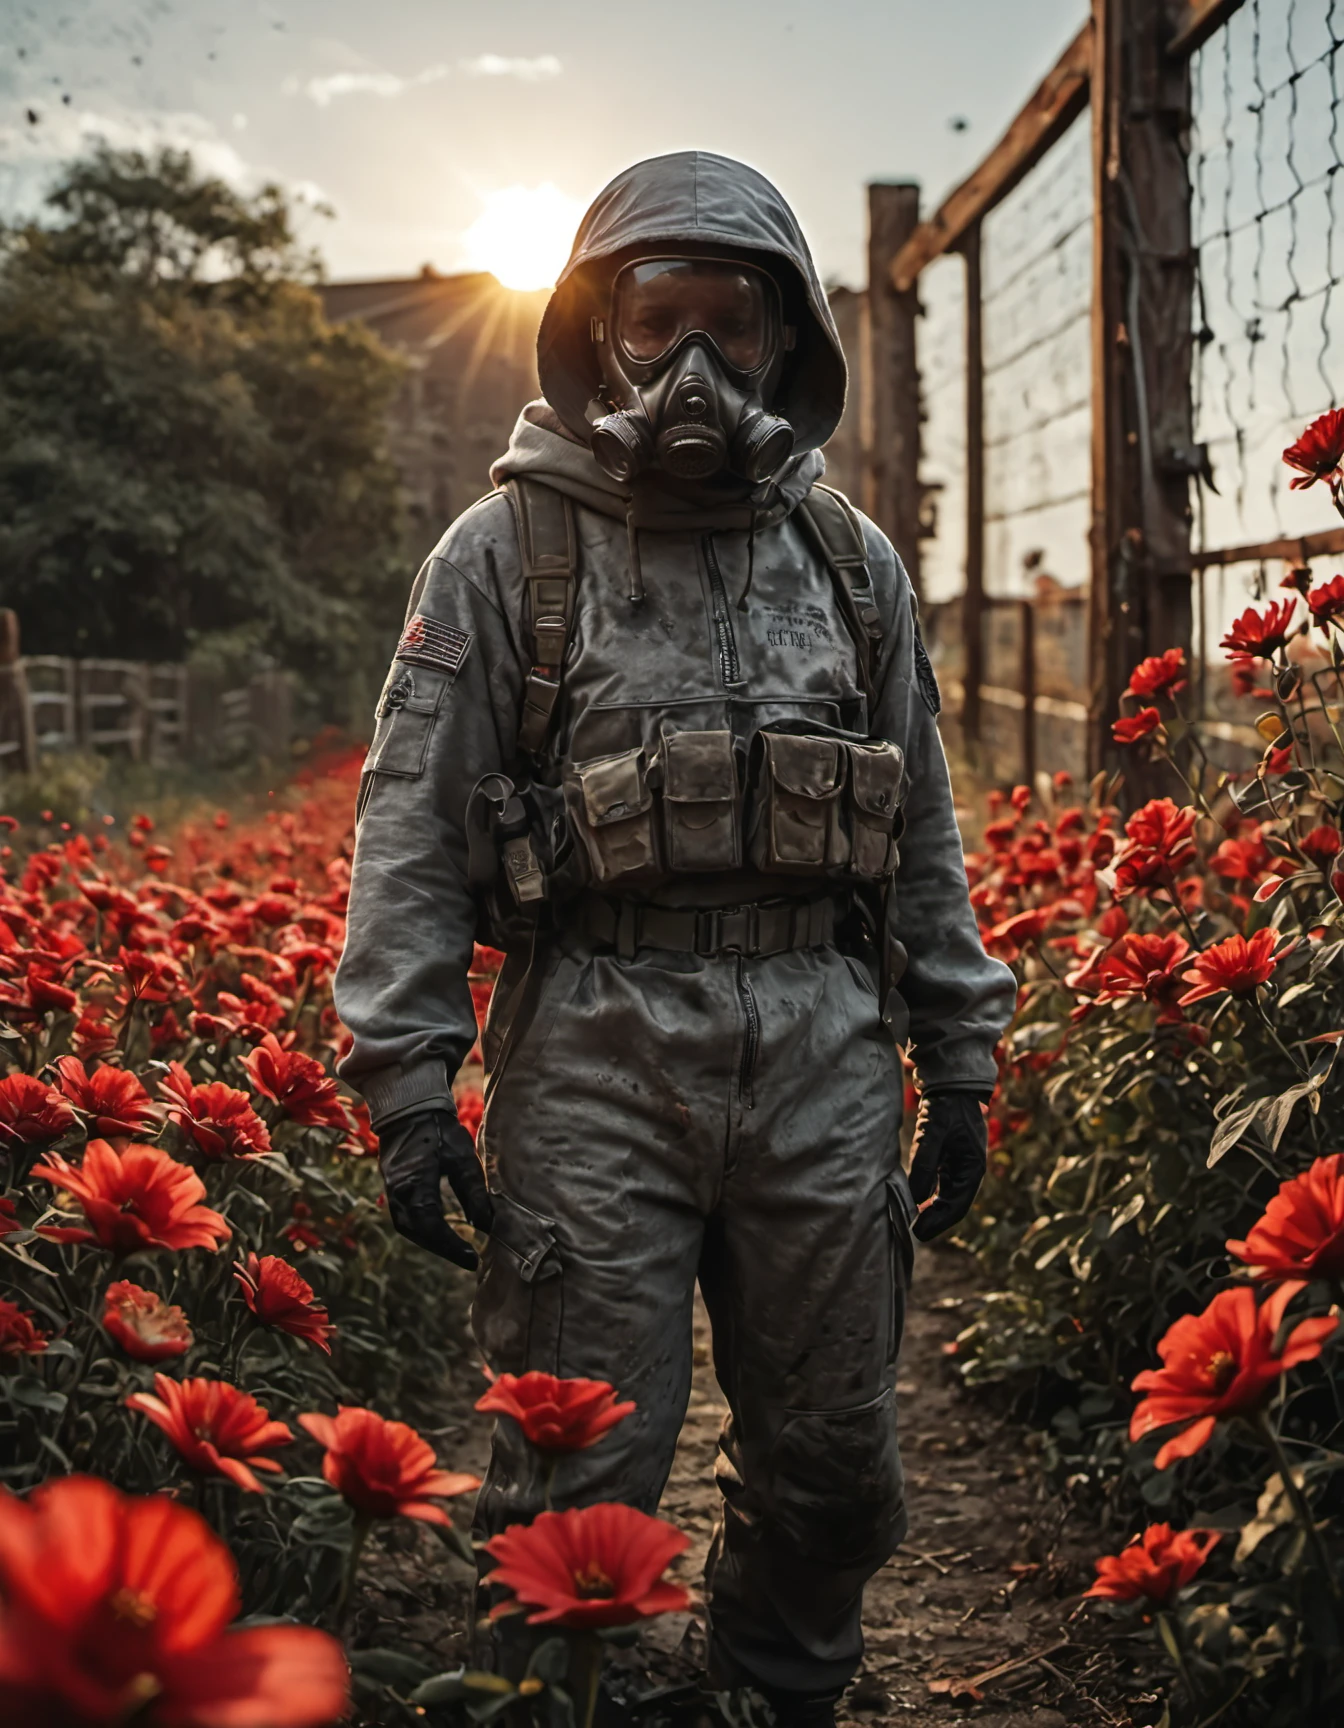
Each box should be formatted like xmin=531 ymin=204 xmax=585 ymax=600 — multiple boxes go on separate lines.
xmin=797 ymin=484 xmax=884 ymax=704
xmin=504 ymin=478 xmax=578 ymax=757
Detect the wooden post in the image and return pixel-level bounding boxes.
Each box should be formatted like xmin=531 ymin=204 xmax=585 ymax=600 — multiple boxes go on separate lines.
xmin=1020 ymin=597 xmax=1037 ymax=789
xmin=862 ymin=182 xmax=924 ymax=601
xmin=961 ymin=219 xmax=986 ymax=747
xmin=0 ymin=610 xmax=36 ymax=776
xmin=1087 ymin=0 xmax=1196 ymax=783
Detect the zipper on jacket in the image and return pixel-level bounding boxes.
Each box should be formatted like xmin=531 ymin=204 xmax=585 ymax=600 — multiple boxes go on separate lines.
xmin=735 ymin=954 xmax=759 ymax=1108
xmin=703 ymin=534 xmax=744 ymax=689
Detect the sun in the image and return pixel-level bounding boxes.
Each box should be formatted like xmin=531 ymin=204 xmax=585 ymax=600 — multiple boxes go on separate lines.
xmin=462 ymin=183 xmax=583 ymax=292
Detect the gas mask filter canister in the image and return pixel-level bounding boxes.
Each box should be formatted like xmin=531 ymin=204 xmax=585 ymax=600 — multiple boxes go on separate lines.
xmin=588 ymin=257 xmax=796 ymax=486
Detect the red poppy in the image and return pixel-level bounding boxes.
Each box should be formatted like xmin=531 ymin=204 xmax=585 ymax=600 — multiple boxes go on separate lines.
xmin=1124 ymin=648 xmax=1187 ymax=700
xmin=1094 ymin=932 xmax=1191 ymax=1022
xmin=159 ymin=1063 xmax=272 ymax=1160
xmin=0 ymin=1299 xmax=49 ymax=1359
xmin=0 ymin=1474 xmax=348 ymax=1728
xmin=1112 ymin=707 xmax=1162 ymax=745
xmin=1301 ymin=825 xmax=1343 ymax=869
xmin=127 ymin=1375 xmax=293 ymax=1493
xmin=0 ymin=1073 xmax=76 ymax=1151
xmin=1226 ymin=1154 xmax=1344 ymax=1285
xmin=1208 ymin=828 xmax=1268 ymax=882
xmin=1084 ymin=1523 xmax=1219 ymax=1606
xmin=1111 ymin=799 xmax=1198 ymax=898
xmin=102 ymin=1280 xmax=193 ymax=1363
xmin=1130 ymin=1282 xmax=1337 ymax=1468
xmin=1308 ymin=574 xmax=1344 ymax=629
xmin=476 ymin=1369 xmax=636 ymax=1452
xmin=1220 ymin=599 xmax=1298 ymax=658
xmin=484 ymin=1503 xmax=691 ymax=1629
xmin=1177 ymin=927 xmax=1293 ymax=1006
xmin=233 ymin=1253 xmax=334 ymax=1353
xmin=30 ymin=1139 xmax=230 ymax=1255
xmin=298 ymin=1405 xmax=480 ymax=1524
xmin=1283 ymin=407 xmax=1344 ymax=490
xmin=53 ymin=1057 xmax=160 ymax=1139
xmin=241 ymin=1033 xmax=350 ymax=1129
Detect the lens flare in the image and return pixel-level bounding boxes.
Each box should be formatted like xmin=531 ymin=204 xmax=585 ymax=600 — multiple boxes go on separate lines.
xmin=462 ymin=184 xmax=582 ymax=292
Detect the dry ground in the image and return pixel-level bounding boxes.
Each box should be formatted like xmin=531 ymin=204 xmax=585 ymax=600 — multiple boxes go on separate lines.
xmin=356 ymin=1244 xmax=1164 ymax=1726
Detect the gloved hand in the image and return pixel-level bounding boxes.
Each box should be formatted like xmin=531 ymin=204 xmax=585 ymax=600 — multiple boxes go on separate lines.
xmin=377 ymin=1106 xmax=493 ymax=1269
xmin=907 ymin=1090 xmax=990 ymax=1243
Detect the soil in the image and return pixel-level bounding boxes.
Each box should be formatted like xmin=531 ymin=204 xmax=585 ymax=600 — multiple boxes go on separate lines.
xmin=354 ymin=1242 xmax=1164 ymax=1727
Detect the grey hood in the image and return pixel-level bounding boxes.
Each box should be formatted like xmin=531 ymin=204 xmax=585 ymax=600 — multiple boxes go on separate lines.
xmin=537 ymin=150 xmax=848 ymax=461
xmin=490 ymin=399 xmax=825 ymax=530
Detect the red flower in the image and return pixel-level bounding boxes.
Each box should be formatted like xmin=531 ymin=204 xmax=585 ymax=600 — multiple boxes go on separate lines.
xmin=159 ymin=1063 xmax=271 ymax=1160
xmin=241 ymin=1033 xmax=350 ymax=1129
xmin=1130 ymin=1282 xmax=1337 ymax=1468
xmin=1226 ymin=1154 xmax=1344 ymax=1285
xmin=476 ymin=1369 xmax=636 ymax=1452
xmin=1111 ymin=799 xmax=1198 ymax=897
xmin=233 ymin=1253 xmax=334 ymax=1353
xmin=1124 ymin=648 xmax=1187 ymax=700
xmin=0 ymin=1299 xmax=49 ymax=1359
xmin=31 ymin=1139 xmax=230 ymax=1255
xmin=1095 ymin=932 xmax=1191 ymax=1022
xmin=1112 ymin=707 xmax=1162 ymax=745
xmin=1301 ymin=824 xmax=1343 ymax=869
xmin=297 ymin=1405 xmax=480 ymax=1524
xmin=1308 ymin=574 xmax=1344 ymax=629
xmin=102 ymin=1280 xmax=193 ymax=1363
xmin=484 ymin=1503 xmax=691 ymax=1629
xmin=0 ymin=1073 xmax=76 ymax=1152
xmin=457 ymin=1087 xmax=484 ymax=1143
xmin=1208 ymin=828 xmax=1268 ymax=882
xmin=0 ymin=1474 xmax=348 ymax=1728
xmin=1220 ymin=599 xmax=1297 ymax=658
xmin=0 ymin=1197 xmax=20 ymax=1239
xmin=1283 ymin=407 xmax=1344 ymax=490
xmin=1084 ymin=1524 xmax=1219 ymax=1607
xmin=1178 ymin=927 xmax=1293 ymax=1006
xmin=127 ymin=1375 xmax=293 ymax=1492
xmin=53 ymin=1057 xmax=160 ymax=1138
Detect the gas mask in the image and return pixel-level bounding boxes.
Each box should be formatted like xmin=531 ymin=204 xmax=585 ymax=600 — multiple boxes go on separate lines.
xmin=587 ymin=256 xmax=797 ymax=487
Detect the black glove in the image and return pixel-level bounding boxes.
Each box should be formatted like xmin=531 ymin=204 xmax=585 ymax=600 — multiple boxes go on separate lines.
xmin=907 ymin=1090 xmax=990 ymax=1243
xmin=377 ymin=1106 xmax=493 ymax=1270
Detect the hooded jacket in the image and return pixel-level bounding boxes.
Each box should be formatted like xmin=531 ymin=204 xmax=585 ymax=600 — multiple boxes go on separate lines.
xmin=334 ymin=152 xmax=1015 ymax=1125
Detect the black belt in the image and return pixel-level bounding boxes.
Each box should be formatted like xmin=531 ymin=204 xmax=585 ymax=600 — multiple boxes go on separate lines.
xmin=575 ymin=892 xmax=839 ymax=960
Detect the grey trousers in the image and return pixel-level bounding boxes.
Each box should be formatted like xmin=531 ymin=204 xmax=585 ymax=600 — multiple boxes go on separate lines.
xmin=471 ymin=932 xmax=914 ymax=1695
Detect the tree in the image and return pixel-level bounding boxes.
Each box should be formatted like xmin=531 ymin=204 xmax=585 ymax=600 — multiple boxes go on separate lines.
xmin=0 ymin=147 xmax=406 ymax=718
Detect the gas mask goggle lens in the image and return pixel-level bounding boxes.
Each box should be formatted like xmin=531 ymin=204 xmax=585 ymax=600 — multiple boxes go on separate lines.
xmin=589 ymin=257 xmax=796 ymax=486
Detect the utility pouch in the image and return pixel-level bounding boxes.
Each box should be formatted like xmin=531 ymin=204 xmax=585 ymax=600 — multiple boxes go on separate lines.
xmin=365 ymin=664 xmax=450 ymax=779
xmin=564 ymin=747 xmax=660 ymax=885
xmin=750 ymin=732 xmax=848 ymax=873
xmin=846 ymin=741 xmax=906 ymax=880
xmin=661 ymin=730 xmax=741 ymax=872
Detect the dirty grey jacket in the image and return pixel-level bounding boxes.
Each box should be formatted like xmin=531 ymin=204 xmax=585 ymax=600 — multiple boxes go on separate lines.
xmin=334 ymin=152 xmax=1014 ymax=1123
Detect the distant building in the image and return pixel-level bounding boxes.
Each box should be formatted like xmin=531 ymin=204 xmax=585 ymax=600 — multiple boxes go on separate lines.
xmin=319 ymin=268 xmax=548 ymax=560
xmin=320 ymin=268 xmax=864 ymax=556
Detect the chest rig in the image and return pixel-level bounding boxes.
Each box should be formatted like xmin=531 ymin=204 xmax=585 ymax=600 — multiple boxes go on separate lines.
xmin=466 ymin=476 xmax=904 ymax=951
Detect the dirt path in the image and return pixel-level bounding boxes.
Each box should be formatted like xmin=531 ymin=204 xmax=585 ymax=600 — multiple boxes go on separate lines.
xmin=356 ymin=1243 xmax=1156 ymax=1726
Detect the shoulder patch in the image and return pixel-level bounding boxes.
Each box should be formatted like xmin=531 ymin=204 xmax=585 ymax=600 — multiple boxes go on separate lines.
xmin=396 ymin=613 xmax=473 ymax=677
xmin=914 ymin=630 xmax=941 ymax=716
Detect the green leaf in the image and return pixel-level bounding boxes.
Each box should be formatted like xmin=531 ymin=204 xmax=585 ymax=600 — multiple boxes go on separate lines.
xmin=348 ymin=1648 xmax=435 ymax=1686
xmin=526 ymin=1637 xmax=571 ymax=1684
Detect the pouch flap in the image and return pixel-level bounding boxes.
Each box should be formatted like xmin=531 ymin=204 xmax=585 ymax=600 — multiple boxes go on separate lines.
xmin=662 ymin=730 xmax=738 ymax=803
xmin=573 ymin=749 xmax=651 ymax=827
xmin=849 ymin=742 xmax=905 ymax=817
xmin=376 ymin=662 xmax=449 ymax=719
xmin=487 ymin=1192 xmax=560 ymax=1283
xmin=764 ymin=733 xmax=843 ymax=799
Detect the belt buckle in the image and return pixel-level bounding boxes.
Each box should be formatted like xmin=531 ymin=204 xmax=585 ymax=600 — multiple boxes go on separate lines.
xmin=693 ymin=909 xmax=720 ymax=955
xmin=718 ymin=905 xmax=757 ymax=956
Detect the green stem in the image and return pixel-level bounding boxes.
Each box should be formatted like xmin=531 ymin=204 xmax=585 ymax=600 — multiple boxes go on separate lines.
xmin=579 ymin=1633 xmax=603 ymax=1728
xmin=1257 ymin=1409 xmax=1342 ymax=1608
xmin=336 ymin=1511 xmax=373 ymax=1629
xmin=1157 ymin=1608 xmax=1203 ymax=1713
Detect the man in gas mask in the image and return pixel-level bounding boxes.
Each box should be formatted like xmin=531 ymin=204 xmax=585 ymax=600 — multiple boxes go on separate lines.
xmin=335 ymin=152 xmax=1015 ymax=1725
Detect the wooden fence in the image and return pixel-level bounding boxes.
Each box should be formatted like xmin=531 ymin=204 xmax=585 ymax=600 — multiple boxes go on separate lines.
xmin=855 ymin=0 xmax=1336 ymax=789
xmin=0 ymin=611 xmax=292 ymax=777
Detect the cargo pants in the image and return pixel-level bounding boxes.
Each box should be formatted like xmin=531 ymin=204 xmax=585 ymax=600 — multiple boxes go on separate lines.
xmin=471 ymin=927 xmax=915 ymax=1696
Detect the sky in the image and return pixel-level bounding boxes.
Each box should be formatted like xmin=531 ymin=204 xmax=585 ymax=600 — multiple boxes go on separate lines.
xmin=0 ymin=0 xmax=1086 ymax=290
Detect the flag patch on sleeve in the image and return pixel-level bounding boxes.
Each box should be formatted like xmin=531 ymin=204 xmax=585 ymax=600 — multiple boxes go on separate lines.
xmin=395 ymin=613 xmax=473 ymax=677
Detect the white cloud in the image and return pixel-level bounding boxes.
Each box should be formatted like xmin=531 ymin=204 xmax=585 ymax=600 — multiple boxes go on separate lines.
xmin=0 ymin=104 xmax=254 ymax=211
xmin=285 ymin=65 xmax=449 ymax=107
xmin=460 ymin=54 xmax=562 ymax=81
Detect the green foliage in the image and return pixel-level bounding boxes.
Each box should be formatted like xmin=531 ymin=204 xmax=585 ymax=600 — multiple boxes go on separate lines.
xmin=0 ymin=146 xmax=407 ymax=720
